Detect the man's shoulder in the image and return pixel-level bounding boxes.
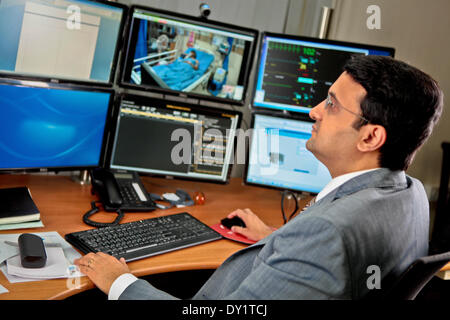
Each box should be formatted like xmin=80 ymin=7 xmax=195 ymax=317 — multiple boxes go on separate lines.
xmin=304 ymin=170 xmax=428 ymax=230
xmin=319 ymin=169 xmax=425 ymax=205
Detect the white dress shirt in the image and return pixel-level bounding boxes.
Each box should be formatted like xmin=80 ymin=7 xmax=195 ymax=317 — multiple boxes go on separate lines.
xmin=108 ymin=168 xmax=381 ymax=300
xmin=109 ymin=273 xmax=138 ymax=300
xmin=315 ymin=168 xmax=380 ymax=203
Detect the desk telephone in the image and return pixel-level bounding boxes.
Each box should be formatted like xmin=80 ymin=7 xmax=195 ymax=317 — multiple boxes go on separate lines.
xmin=90 ymin=168 xmax=156 ymax=212
xmin=83 ymin=168 xmax=156 ymax=228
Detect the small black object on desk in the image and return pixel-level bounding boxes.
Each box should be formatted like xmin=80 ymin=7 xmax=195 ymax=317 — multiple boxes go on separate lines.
xmin=18 ymin=233 xmax=47 ymax=268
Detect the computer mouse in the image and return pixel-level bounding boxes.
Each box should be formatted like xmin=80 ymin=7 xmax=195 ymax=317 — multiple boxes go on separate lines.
xmin=18 ymin=233 xmax=47 ymax=268
xmin=221 ymin=216 xmax=246 ymax=230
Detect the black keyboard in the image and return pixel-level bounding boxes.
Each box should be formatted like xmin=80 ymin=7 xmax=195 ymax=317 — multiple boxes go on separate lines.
xmin=65 ymin=212 xmax=222 ymax=262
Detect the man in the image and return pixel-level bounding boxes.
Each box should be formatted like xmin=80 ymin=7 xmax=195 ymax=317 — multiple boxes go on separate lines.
xmin=75 ymin=55 xmax=443 ymax=299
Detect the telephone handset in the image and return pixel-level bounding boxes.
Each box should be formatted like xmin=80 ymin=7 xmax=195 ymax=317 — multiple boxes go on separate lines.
xmin=90 ymin=168 xmax=156 ymax=212
xmin=90 ymin=168 xmax=122 ymax=209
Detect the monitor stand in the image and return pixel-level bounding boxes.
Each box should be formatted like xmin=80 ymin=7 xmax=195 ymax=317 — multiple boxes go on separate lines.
xmin=71 ymin=170 xmax=91 ymax=185
xmin=280 ymin=190 xmax=312 ymax=223
xmin=282 ymin=190 xmax=309 ymax=201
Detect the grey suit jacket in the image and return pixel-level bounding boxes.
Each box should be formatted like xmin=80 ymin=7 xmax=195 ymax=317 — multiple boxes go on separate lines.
xmin=119 ymin=169 xmax=429 ymax=300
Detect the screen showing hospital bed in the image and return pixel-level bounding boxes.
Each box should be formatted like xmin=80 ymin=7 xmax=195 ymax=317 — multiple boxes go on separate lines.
xmin=245 ymin=113 xmax=332 ymax=194
xmin=108 ymin=94 xmax=241 ymax=183
xmin=252 ymin=32 xmax=395 ymax=114
xmin=121 ymin=5 xmax=258 ymax=106
xmin=0 ymin=0 xmax=126 ymax=84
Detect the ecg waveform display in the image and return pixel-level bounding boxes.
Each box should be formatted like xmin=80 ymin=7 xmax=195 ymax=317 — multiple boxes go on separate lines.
xmin=261 ymin=41 xmax=363 ymax=110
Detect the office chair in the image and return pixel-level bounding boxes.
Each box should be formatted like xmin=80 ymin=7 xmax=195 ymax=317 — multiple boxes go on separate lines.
xmin=381 ymin=251 xmax=450 ymax=300
xmin=430 ymin=142 xmax=450 ymax=254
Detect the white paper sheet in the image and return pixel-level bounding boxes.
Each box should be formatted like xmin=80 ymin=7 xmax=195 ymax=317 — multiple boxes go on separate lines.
xmin=0 ymin=220 xmax=44 ymax=231
xmin=0 ymin=241 xmax=20 ymax=265
xmin=7 ymin=247 xmax=68 ymax=279
xmin=0 ymin=231 xmax=84 ymax=283
xmin=0 ymin=284 xmax=8 ymax=295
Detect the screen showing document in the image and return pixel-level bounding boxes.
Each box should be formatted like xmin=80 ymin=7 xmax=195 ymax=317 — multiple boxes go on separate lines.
xmin=0 ymin=0 xmax=123 ymax=83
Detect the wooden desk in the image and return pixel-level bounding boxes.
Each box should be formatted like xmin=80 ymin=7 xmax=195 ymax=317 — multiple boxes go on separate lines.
xmin=437 ymin=262 xmax=450 ymax=280
xmin=0 ymin=174 xmax=292 ymax=300
xmin=1 ymin=174 xmax=448 ymax=299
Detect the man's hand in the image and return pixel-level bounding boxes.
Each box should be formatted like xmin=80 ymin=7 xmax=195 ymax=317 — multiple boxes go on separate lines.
xmin=74 ymin=252 xmax=130 ymax=294
xmin=227 ymin=208 xmax=275 ymax=241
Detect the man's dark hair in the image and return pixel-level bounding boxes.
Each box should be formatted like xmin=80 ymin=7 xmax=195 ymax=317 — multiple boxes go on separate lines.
xmin=344 ymin=55 xmax=443 ymax=171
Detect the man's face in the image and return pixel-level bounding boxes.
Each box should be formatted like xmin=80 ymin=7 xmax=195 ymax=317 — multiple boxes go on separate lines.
xmin=306 ymin=72 xmax=367 ymax=171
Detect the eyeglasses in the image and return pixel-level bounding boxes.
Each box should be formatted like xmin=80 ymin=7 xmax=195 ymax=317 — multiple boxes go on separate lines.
xmin=325 ymin=94 xmax=369 ymax=123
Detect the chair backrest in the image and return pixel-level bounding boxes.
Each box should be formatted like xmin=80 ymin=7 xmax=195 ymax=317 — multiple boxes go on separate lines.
xmin=382 ymin=251 xmax=450 ymax=300
xmin=430 ymin=142 xmax=450 ymax=254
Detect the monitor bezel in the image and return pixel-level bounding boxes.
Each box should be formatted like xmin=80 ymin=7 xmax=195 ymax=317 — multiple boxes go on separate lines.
xmin=119 ymin=5 xmax=259 ymax=107
xmin=0 ymin=0 xmax=129 ymax=87
xmin=251 ymin=31 xmax=395 ymax=116
xmin=0 ymin=76 xmax=116 ymax=173
xmin=243 ymin=110 xmax=329 ymax=195
xmin=105 ymin=92 xmax=243 ymax=184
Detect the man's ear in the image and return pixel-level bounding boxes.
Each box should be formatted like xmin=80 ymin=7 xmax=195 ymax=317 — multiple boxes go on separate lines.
xmin=357 ymin=124 xmax=387 ymax=152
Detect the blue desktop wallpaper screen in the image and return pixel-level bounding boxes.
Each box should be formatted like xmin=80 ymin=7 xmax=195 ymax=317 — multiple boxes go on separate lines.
xmin=0 ymin=83 xmax=111 ymax=169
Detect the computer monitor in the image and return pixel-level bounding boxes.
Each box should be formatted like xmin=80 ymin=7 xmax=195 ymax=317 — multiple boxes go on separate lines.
xmin=244 ymin=113 xmax=332 ymax=194
xmin=108 ymin=94 xmax=241 ymax=183
xmin=252 ymin=32 xmax=395 ymax=114
xmin=0 ymin=78 xmax=114 ymax=172
xmin=120 ymin=5 xmax=258 ymax=106
xmin=0 ymin=0 xmax=126 ymax=84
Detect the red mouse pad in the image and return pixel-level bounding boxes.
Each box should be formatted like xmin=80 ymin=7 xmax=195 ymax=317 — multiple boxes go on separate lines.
xmin=210 ymin=223 xmax=257 ymax=245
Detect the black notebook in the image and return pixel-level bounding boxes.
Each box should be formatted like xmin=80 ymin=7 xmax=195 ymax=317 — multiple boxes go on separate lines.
xmin=0 ymin=187 xmax=40 ymax=225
